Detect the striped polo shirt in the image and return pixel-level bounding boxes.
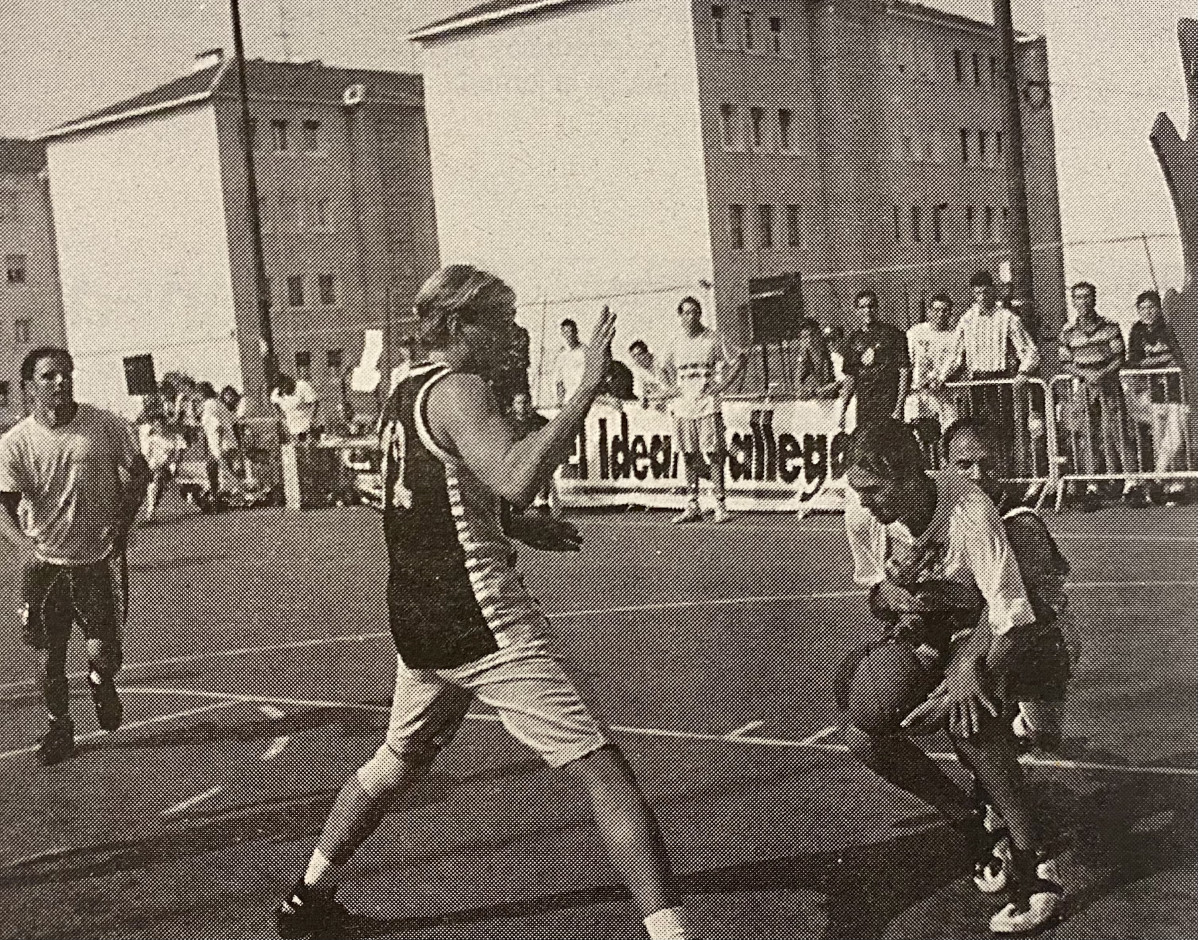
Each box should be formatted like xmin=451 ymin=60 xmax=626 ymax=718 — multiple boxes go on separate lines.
xmin=379 ymin=362 xmax=548 ymax=669
xmin=1058 ymin=316 xmax=1126 ymax=389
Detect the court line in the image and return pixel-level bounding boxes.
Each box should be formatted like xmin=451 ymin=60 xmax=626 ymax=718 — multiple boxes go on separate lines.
xmin=0 ymin=699 xmax=241 ymax=761
xmin=261 ymin=737 xmax=291 ymax=761
xmin=726 ymin=720 xmax=766 ymax=739
xmin=108 ymin=687 xmax=1198 ymax=779
xmin=163 ymin=785 xmax=224 ymax=817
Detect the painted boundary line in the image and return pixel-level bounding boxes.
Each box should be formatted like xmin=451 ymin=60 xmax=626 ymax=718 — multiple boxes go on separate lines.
xmin=1 ymin=579 xmax=1191 ymax=695
xmin=48 ymin=686 xmax=1198 ymax=780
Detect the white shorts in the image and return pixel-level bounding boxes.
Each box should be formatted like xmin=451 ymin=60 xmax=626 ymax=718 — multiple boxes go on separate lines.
xmin=383 ymin=640 xmax=610 ymax=767
xmin=672 ymin=412 xmax=726 ymax=456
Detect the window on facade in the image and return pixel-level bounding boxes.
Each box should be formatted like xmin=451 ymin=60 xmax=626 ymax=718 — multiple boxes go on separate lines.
xmin=978 ymin=130 xmax=989 ymax=163
xmin=312 ymin=198 xmax=331 ymax=230
xmin=750 ymin=107 xmax=765 ymax=148
xmin=719 ymin=104 xmax=737 ymax=149
xmin=295 ymin=351 xmax=311 ymax=370
xmin=5 ymin=254 xmax=26 ymax=284
xmin=743 ymin=10 xmax=754 ymax=49
xmin=972 ymin=51 xmax=982 ymax=86
xmin=778 ymin=108 xmax=793 ymax=150
xmin=729 ymin=204 xmax=746 ymax=248
xmin=712 ymin=6 xmax=726 ymax=44
xmin=288 ymin=274 xmax=305 ymax=307
xmin=902 ymin=135 xmax=914 ymax=161
xmin=983 ymin=206 xmax=996 ymax=241
xmin=318 ymin=274 xmax=337 ymax=305
xmin=14 ymin=318 xmax=31 ymax=344
xmin=769 ymin=16 xmax=782 ymax=53
xmin=960 ymin=127 xmax=970 ymax=163
xmin=966 ymin=205 xmax=977 ymax=240
xmin=301 ymin=120 xmax=321 ymax=152
xmin=271 ymin=119 xmax=289 ymax=151
xmin=911 ymin=205 xmax=922 ymax=242
xmin=785 ymin=205 xmax=801 ymax=247
xmin=757 ymin=205 xmax=774 ymax=248
xmin=989 ymin=55 xmax=999 ymax=87
xmin=326 ymin=349 xmax=344 ymax=373
xmin=953 ymin=49 xmax=964 ymax=83
xmin=932 ymin=204 xmax=947 ymax=243
xmin=995 ymin=130 xmax=1005 ymax=160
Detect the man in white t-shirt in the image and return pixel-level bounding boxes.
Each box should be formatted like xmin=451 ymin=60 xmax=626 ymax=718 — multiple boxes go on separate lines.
xmin=199 ymin=381 xmax=242 ymax=502
xmin=660 ymin=296 xmax=745 ymax=524
xmin=553 ymin=319 xmax=588 ymax=406
xmin=270 ymin=373 xmax=319 ymax=442
xmin=0 ymin=347 xmax=150 ymax=766
xmin=841 ymin=418 xmax=1063 ymax=934
xmin=906 ymin=293 xmax=960 ymax=458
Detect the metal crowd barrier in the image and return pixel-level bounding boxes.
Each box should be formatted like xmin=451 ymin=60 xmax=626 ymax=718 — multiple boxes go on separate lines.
xmin=1050 ymin=367 xmax=1195 ymax=510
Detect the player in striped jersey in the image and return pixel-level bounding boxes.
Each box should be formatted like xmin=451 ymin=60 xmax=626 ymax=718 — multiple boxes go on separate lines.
xmin=276 ymin=265 xmax=698 ymax=940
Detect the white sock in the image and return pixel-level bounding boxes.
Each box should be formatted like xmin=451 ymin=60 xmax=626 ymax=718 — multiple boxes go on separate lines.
xmin=302 ymin=848 xmax=338 ymax=893
xmin=644 ymin=906 xmax=699 ymax=939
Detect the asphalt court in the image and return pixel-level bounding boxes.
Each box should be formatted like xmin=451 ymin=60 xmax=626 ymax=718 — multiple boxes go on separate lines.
xmin=0 ymin=503 xmax=1195 ymax=938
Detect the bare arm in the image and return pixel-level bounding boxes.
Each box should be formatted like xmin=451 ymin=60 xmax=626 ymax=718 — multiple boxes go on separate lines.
xmin=430 ymin=310 xmax=616 ymax=506
xmin=837 ymin=375 xmax=856 ymax=429
xmin=892 ymin=368 xmax=911 ymax=420
xmin=0 ymin=491 xmax=36 ymax=562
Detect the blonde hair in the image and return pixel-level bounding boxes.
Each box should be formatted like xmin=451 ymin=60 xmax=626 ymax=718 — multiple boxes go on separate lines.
xmin=414 ymin=265 xmax=515 ymax=349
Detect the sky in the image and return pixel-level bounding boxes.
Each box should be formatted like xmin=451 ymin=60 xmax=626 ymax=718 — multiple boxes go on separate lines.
xmin=1 ymin=0 xmax=1193 ymax=319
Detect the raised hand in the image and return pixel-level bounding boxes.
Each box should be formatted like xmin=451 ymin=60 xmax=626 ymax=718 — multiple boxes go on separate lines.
xmin=579 ymin=306 xmax=617 ymax=394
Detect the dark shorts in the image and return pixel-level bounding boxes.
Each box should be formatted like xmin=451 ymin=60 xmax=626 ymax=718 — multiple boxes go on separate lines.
xmin=992 ymin=620 xmax=1072 ymax=704
xmin=20 ymin=556 xmax=126 ymax=651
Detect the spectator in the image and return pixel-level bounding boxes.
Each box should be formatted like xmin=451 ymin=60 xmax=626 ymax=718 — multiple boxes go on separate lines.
xmin=271 ymin=373 xmax=318 ymax=443
xmin=937 ymin=271 xmax=1040 ymax=470
xmin=837 ymin=289 xmax=911 ymax=430
xmin=492 ymin=320 xmax=531 ymax=407
xmin=1059 ymin=282 xmax=1139 ymax=503
xmin=295 ymin=363 xmax=322 ymax=440
xmin=794 ymin=315 xmax=839 ymax=400
xmin=603 ymin=358 xmax=636 ymax=401
xmin=509 ymin=390 xmax=554 ymax=515
xmin=199 ymin=381 xmax=243 ymax=503
xmin=141 ymin=413 xmax=181 ymax=523
xmin=628 ymin=340 xmax=667 ymax=409
xmin=824 ymin=325 xmax=847 ymax=388
xmin=1126 ymin=289 xmax=1188 ymax=504
xmin=553 ymin=318 xmax=588 ymax=406
xmin=0 ymin=380 xmax=21 ymax=434
xmin=906 ymin=293 xmax=961 ymax=459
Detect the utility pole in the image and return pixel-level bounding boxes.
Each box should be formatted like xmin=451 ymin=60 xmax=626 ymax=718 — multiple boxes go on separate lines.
xmin=230 ymin=0 xmax=278 ymax=401
xmin=993 ymin=0 xmax=1035 ymax=313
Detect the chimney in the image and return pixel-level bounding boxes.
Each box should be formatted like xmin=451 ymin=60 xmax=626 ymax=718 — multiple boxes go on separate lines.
xmin=193 ymin=48 xmax=224 ymax=72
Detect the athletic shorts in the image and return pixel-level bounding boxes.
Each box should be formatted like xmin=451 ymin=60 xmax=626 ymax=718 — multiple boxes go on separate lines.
xmin=20 ymin=556 xmax=126 ymax=652
xmin=991 ymin=620 xmax=1071 ymax=704
xmin=383 ymin=640 xmax=610 ymax=767
xmin=673 ymin=412 xmax=726 ymax=457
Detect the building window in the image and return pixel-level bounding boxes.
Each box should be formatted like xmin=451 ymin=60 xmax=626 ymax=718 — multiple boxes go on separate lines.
xmin=719 ymin=103 xmax=738 ymax=149
xmin=749 ymin=107 xmax=765 ymax=148
xmin=989 ymin=55 xmax=999 ymax=87
xmin=287 ymin=274 xmax=305 ymax=307
xmin=311 ymin=198 xmax=331 ymax=230
xmin=5 ymin=254 xmax=26 ymax=284
xmin=295 ymin=351 xmax=311 ymax=371
xmin=911 ymin=205 xmax=922 ymax=242
xmin=743 ymin=10 xmax=754 ymax=50
xmin=901 ymin=135 xmax=914 ymax=161
xmin=778 ymin=108 xmax=793 ymax=151
xmin=960 ymin=127 xmax=970 ymax=164
xmin=326 ymin=349 xmax=344 ymax=374
xmin=978 ymin=129 xmax=989 ymax=164
xmin=972 ymin=51 xmax=982 ymax=86
xmin=966 ymin=205 xmax=977 ymax=240
xmin=769 ymin=16 xmax=782 ymax=53
xmin=318 ymin=274 xmax=337 ymax=306
xmin=757 ymin=205 xmax=774 ymax=248
xmin=712 ymin=5 xmax=726 ymax=44
xmin=932 ymin=204 xmax=947 ymax=243
xmin=271 ymin=119 xmax=289 ymax=151
xmin=729 ymin=204 xmax=746 ymax=249
xmin=995 ymin=130 xmax=1005 ymax=160
xmin=301 ymin=120 xmax=321 ymax=152
xmin=14 ymin=318 xmax=31 ymax=343
xmin=983 ymin=206 xmax=996 ymax=241
xmin=785 ymin=205 xmax=801 ymax=247
xmin=953 ymin=49 xmax=964 ymax=83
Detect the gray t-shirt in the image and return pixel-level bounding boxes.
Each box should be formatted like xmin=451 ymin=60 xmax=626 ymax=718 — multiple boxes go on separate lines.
xmin=0 ymin=404 xmax=141 ymax=564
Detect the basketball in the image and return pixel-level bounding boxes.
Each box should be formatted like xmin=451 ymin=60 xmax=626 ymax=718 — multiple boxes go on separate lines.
xmin=839 ymin=639 xmax=936 ymax=734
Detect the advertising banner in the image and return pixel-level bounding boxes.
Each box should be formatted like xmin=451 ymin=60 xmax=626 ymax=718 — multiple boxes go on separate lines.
xmin=555 ymin=397 xmax=853 ymax=513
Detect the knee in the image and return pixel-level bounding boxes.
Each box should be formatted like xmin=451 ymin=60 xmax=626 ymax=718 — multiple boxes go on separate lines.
xmin=87 ymin=640 xmax=122 ymax=677
xmin=356 ymin=744 xmax=424 ymax=797
xmin=843 ymin=724 xmax=890 ymax=766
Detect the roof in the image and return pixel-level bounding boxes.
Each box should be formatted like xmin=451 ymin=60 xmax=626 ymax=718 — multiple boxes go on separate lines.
xmin=39 ymin=59 xmax=424 ymax=142
xmin=409 ymin=0 xmax=588 ymax=41
xmin=0 ymin=137 xmax=47 ymax=174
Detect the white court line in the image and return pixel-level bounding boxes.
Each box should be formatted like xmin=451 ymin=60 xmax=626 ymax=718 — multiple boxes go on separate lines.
xmin=259 ymin=705 xmax=285 ymax=719
xmin=261 ymin=737 xmax=290 ymax=761
xmin=0 ymin=700 xmax=240 ymax=761
xmin=108 ymin=687 xmax=1198 ymax=779
xmin=555 ymin=589 xmax=863 ymax=620
xmin=726 ymin=720 xmax=766 ymax=739
xmin=798 ymin=726 xmax=838 ymax=746
xmin=163 ymin=785 xmax=224 ymax=817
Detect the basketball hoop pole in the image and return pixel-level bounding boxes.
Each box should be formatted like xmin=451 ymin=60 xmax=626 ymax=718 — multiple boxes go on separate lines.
xmin=994 ymin=0 xmax=1034 ymax=312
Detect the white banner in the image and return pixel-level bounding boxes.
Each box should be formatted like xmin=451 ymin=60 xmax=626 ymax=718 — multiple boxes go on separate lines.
xmin=556 ymin=397 xmax=853 ymax=513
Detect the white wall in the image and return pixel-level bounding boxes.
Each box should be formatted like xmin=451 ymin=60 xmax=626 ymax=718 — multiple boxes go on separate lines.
xmin=418 ymin=0 xmax=714 ymax=404
xmin=46 ymin=105 xmax=240 ymax=414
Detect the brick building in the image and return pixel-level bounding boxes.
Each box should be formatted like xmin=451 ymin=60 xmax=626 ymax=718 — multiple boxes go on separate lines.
xmin=38 ymin=54 xmax=439 ymax=415
xmin=0 ymin=138 xmax=67 ymax=414
xmin=411 ymin=0 xmax=1065 ymax=400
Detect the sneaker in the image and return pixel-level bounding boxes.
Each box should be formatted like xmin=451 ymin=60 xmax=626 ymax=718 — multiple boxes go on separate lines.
xmin=989 ymin=848 xmax=1064 ymax=934
xmin=710 ymin=503 xmax=732 ymax=524
xmin=672 ymin=502 xmax=703 ymax=524
xmin=37 ymin=717 xmax=76 ymax=766
xmin=961 ymin=810 xmax=1011 ymax=894
xmin=274 ymin=880 xmax=349 ymax=940
xmin=89 ymin=671 xmax=123 ymax=732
